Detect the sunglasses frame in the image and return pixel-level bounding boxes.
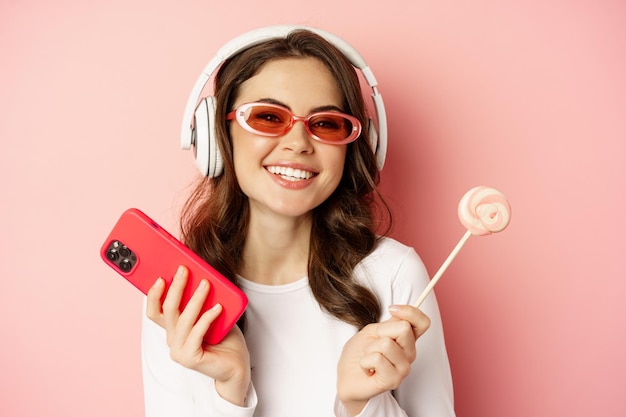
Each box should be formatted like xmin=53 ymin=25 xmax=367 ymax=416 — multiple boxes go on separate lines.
xmin=226 ymin=102 xmax=362 ymax=145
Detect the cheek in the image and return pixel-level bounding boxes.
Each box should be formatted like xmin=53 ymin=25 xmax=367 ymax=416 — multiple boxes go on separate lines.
xmin=317 ymin=146 xmax=348 ymax=194
xmin=231 ymin=134 xmax=252 ymax=185
xmin=232 ymin=141 xmax=254 ymax=187
xmin=324 ymin=146 xmax=348 ymax=178
xmin=231 ymin=133 xmax=274 ymax=183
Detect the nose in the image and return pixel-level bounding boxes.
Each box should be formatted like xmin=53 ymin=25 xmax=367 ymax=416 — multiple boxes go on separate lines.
xmin=280 ymin=119 xmax=314 ymax=154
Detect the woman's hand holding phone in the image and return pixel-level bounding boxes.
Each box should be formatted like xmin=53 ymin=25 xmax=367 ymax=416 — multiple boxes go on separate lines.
xmin=146 ymin=265 xmax=251 ymax=407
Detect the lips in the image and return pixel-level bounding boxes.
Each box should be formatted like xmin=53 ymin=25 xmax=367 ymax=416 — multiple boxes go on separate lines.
xmin=265 ymin=165 xmax=317 ymax=182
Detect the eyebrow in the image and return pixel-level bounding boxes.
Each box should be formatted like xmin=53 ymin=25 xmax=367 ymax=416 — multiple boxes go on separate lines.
xmin=255 ymin=98 xmax=346 ymax=114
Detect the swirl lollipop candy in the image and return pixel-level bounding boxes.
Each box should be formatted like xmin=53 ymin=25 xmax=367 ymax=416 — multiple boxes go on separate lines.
xmin=413 ymin=186 xmax=511 ymax=308
xmin=458 ymin=186 xmax=511 ymax=236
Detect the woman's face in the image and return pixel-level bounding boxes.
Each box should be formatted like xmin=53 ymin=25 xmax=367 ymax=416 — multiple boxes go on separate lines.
xmin=229 ymin=57 xmax=348 ymax=220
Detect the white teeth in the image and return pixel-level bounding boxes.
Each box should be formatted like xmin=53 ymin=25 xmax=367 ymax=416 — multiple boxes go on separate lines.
xmin=266 ymin=166 xmax=314 ymax=181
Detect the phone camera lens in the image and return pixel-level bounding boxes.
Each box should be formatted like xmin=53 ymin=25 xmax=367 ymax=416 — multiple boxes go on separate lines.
xmin=119 ymin=258 xmax=133 ymax=272
xmin=119 ymin=246 xmax=131 ymax=257
xmin=106 ymin=248 xmax=119 ymax=261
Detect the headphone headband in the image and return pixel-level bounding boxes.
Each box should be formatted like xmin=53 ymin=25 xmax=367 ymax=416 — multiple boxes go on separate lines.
xmin=181 ymin=25 xmax=387 ymax=176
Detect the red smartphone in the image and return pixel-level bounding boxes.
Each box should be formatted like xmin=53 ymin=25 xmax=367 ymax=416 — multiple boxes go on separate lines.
xmin=100 ymin=208 xmax=247 ymax=345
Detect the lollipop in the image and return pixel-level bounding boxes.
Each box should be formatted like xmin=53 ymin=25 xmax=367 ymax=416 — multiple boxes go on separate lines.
xmin=458 ymin=186 xmax=511 ymax=235
xmin=413 ymin=186 xmax=511 ymax=308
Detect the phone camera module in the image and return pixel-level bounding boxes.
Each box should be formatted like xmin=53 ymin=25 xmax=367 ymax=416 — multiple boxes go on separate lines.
xmin=105 ymin=240 xmax=136 ymax=273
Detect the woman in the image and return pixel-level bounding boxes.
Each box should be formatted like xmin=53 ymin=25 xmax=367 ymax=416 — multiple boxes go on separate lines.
xmin=142 ymin=27 xmax=455 ymax=417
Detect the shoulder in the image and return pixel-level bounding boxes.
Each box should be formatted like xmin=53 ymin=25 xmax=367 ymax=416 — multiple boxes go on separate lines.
xmin=361 ymin=237 xmax=427 ymax=279
xmin=368 ymin=236 xmax=417 ymax=262
xmin=355 ymin=237 xmax=430 ymax=308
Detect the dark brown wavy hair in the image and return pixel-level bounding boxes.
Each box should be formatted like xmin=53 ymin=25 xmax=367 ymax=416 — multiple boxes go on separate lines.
xmin=180 ymin=29 xmax=391 ymax=329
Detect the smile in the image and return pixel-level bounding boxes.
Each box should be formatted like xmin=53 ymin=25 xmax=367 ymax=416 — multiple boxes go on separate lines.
xmin=266 ymin=165 xmax=316 ymax=182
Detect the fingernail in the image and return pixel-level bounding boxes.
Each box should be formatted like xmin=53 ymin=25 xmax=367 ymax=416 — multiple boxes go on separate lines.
xmin=388 ymin=305 xmax=401 ymax=313
xmin=198 ymin=280 xmax=208 ymax=291
xmin=210 ymin=303 xmax=222 ymax=311
xmin=175 ymin=265 xmax=185 ymax=278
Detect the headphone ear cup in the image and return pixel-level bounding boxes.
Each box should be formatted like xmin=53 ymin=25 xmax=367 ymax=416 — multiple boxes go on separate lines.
xmin=193 ymin=97 xmax=224 ymax=178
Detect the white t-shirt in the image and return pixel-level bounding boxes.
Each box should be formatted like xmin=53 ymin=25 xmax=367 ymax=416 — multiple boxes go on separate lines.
xmin=142 ymin=237 xmax=455 ymax=417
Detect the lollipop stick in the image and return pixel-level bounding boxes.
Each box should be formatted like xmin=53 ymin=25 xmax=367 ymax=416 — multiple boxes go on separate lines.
xmin=413 ymin=230 xmax=472 ymax=308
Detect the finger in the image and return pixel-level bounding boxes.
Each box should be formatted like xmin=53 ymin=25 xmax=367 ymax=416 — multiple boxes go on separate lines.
xmin=174 ymin=279 xmax=210 ymax=342
xmin=375 ymin=319 xmax=417 ymax=358
xmin=364 ymin=336 xmax=412 ymax=374
xmin=186 ymin=303 xmax=223 ymax=348
xmin=162 ymin=265 xmax=188 ymax=319
xmin=388 ymin=305 xmax=431 ymax=339
xmin=146 ymin=277 xmax=166 ymax=325
xmin=360 ymin=352 xmax=405 ymax=390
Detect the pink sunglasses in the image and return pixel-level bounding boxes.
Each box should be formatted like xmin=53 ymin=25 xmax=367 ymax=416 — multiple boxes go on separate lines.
xmin=226 ymin=102 xmax=362 ymax=145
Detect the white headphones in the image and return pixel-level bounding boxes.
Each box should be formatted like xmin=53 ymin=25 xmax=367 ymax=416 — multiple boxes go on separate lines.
xmin=180 ymin=25 xmax=388 ymax=178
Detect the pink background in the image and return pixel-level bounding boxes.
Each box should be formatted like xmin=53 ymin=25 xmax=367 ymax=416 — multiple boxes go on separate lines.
xmin=1 ymin=0 xmax=625 ymax=416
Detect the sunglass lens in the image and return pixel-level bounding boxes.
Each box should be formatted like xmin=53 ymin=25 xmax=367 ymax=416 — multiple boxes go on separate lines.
xmin=243 ymin=105 xmax=290 ymax=134
xmin=309 ymin=114 xmax=353 ymax=142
